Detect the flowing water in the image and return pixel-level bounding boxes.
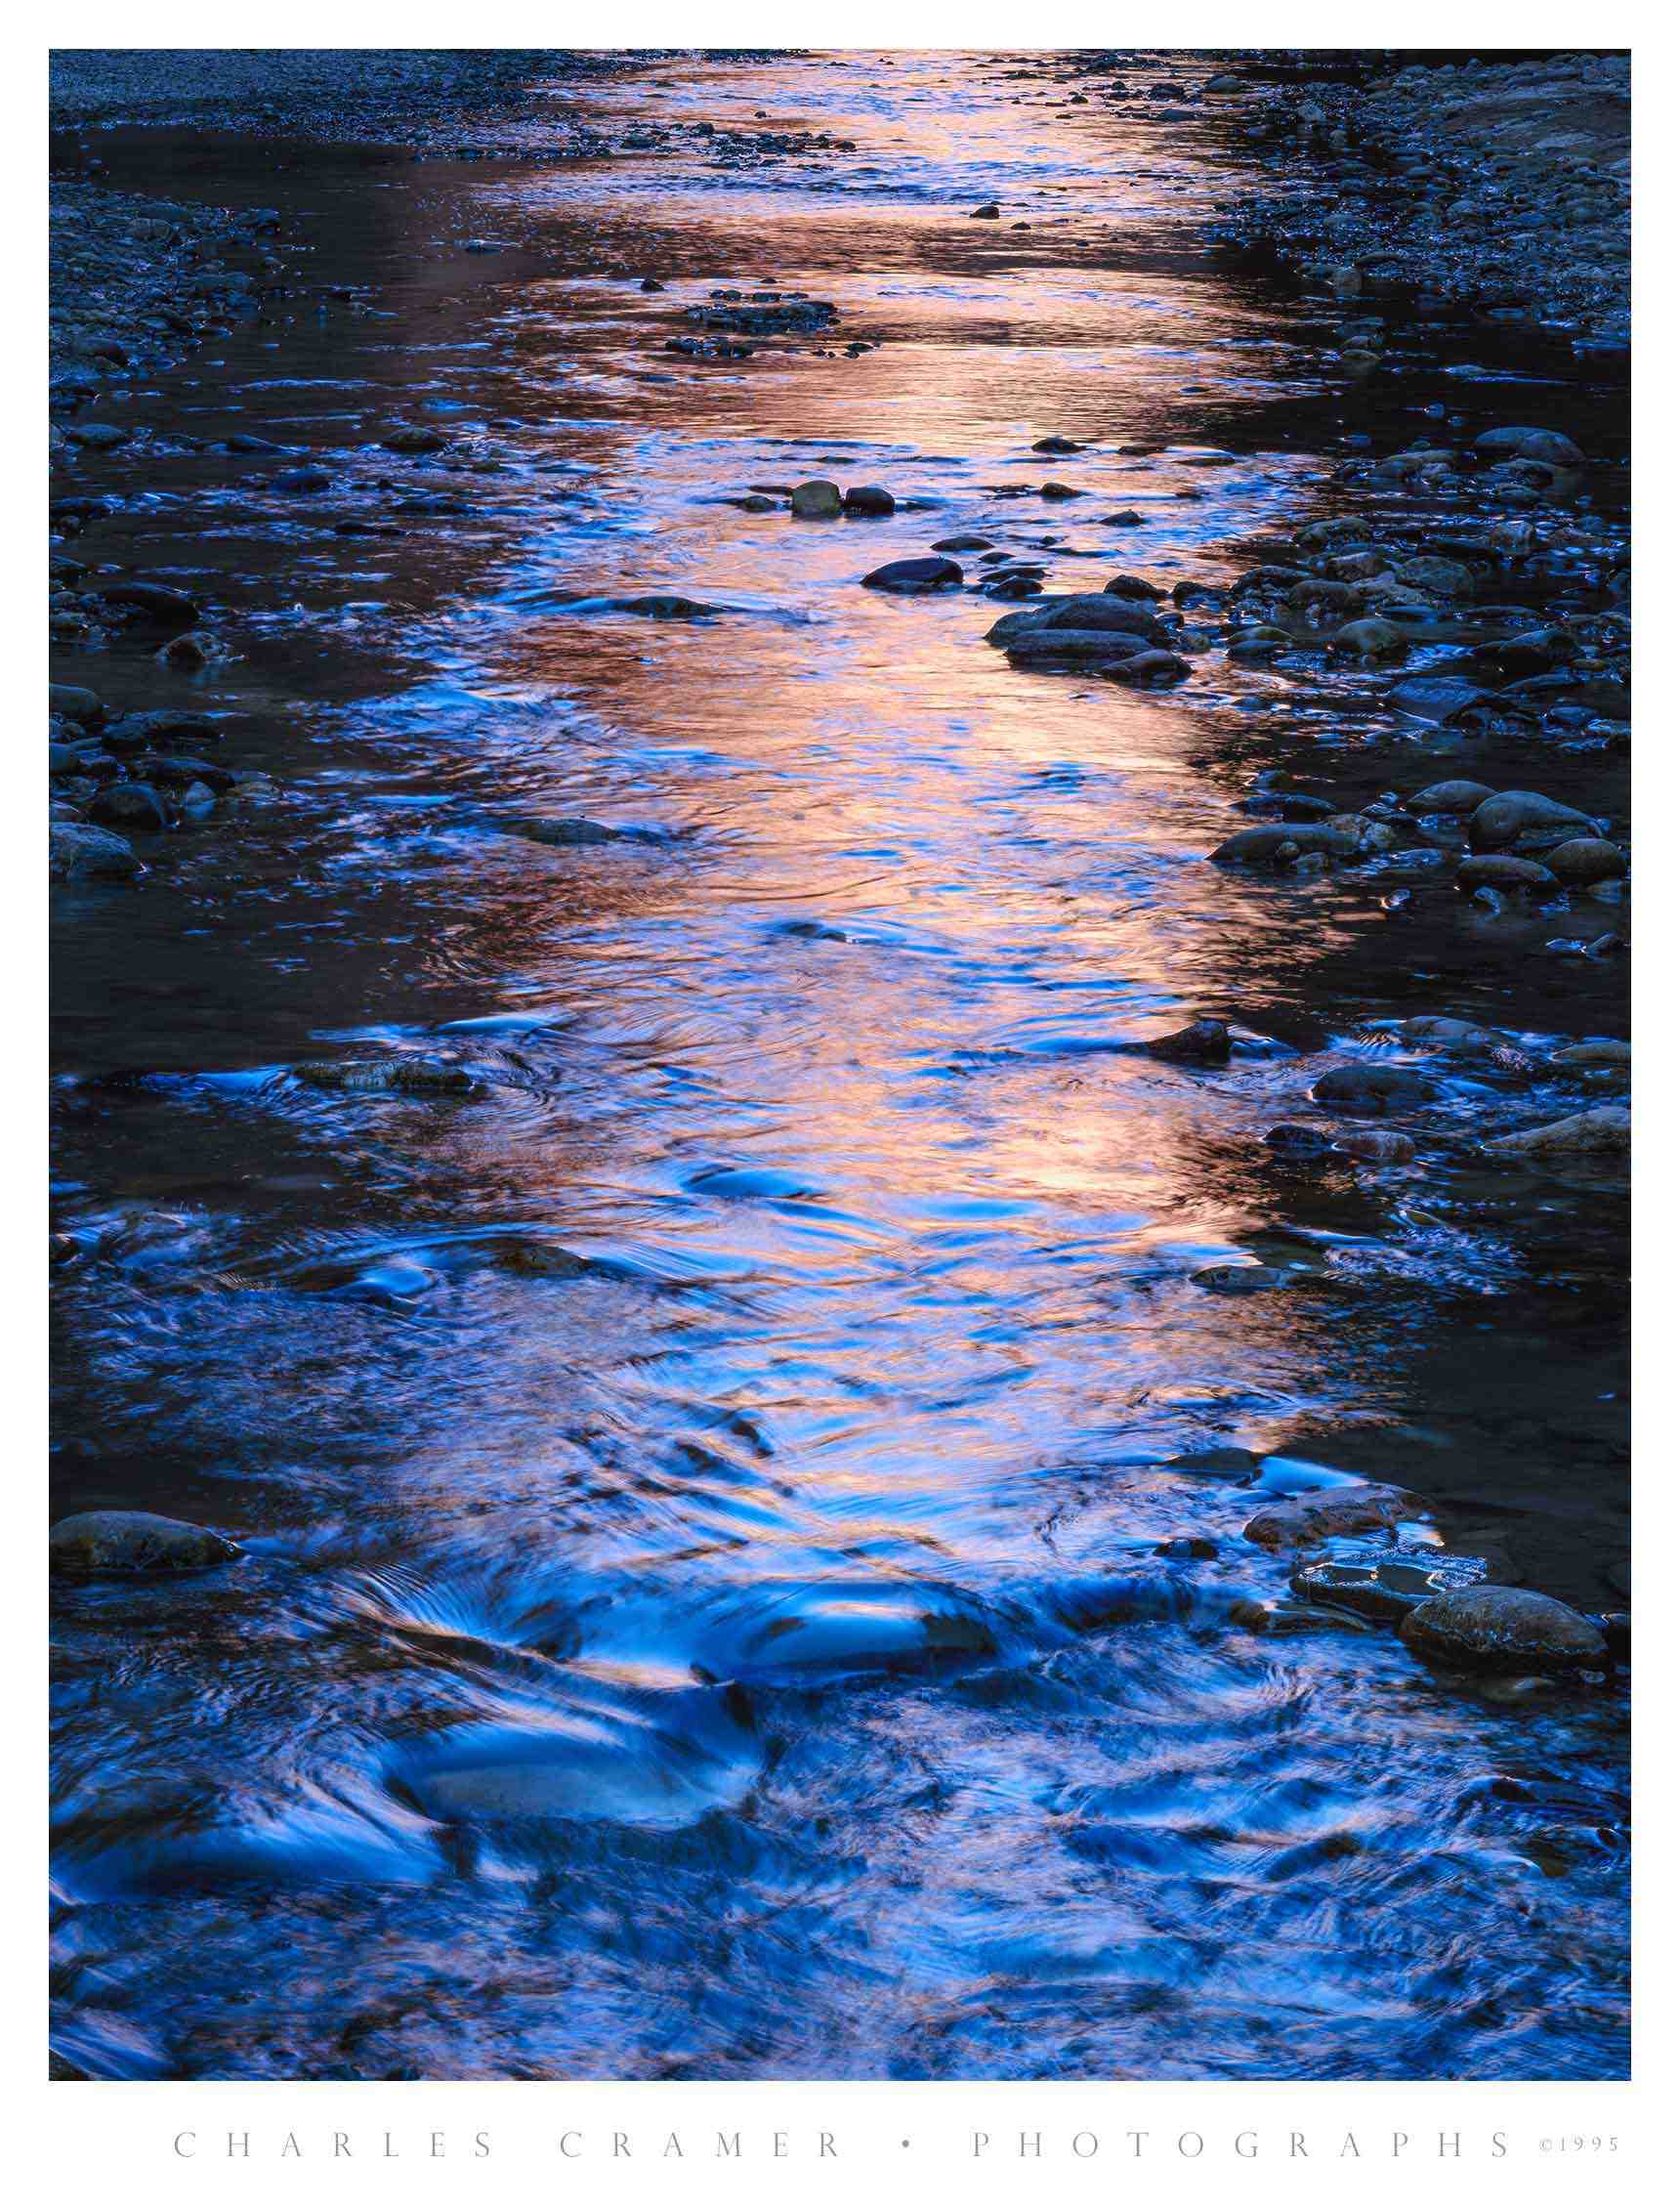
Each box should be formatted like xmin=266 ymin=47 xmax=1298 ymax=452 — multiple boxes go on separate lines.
xmin=51 ymin=53 xmax=1629 ymax=2081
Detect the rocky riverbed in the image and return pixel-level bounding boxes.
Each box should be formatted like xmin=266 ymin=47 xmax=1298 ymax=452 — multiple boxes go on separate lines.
xmin=50 ymin=49 xmax=1629 ymax=2082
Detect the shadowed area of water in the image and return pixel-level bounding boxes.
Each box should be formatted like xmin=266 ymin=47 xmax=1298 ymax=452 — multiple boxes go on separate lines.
xmin=51 ymin=53 xmax=1627 ymax=2081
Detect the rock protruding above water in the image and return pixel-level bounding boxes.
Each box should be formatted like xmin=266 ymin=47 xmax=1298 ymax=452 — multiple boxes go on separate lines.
xmin=790 ymin=479 xmax=842 ymax=519
xmin=50 ymin=1509 xmax=239 ymax=1576
xmin=1243 ymin=1482 xmax=1415 ymax=1550
xmin=1144 ymin=1017 xmax=1231 ymax=1064
xmin=1311 ymin=1063 xmax=1429 ymax=1116
xmin=1400 ymin=1586 xmax=1608 ymax=1672
xmin=861 ymin=557 xmax=962 ymax=594
xmin=1290 ymin=1548 xmax=1491 ymax=1623
xmin=1468 ymin=789 xmax=1598 ymax=852
xmin=1489 ymin=1106 xmax=1630 ymax=1158
xmin=50 ymin=822 xmax=140 ymax=879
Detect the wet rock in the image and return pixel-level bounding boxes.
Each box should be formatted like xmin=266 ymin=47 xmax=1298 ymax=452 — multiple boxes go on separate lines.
xmin=1489 ymin=1106 xmax=1629 ymax=1158
xmin=1196 ymin=1263 xmax=1293 ymax=1295
xmin=1412 ymin=780 xmax=1494 ymax=816
xmin=861 ymin=557 xmax=963 ymax=594
xmin=1468 ymin=789 xmax=1598 ymax=851
xmin=1243 ymin=1483 xmax=1415 ymax=1550
xmin=1103 ymin=649 xmax=1192 ymax=686
xmin=87 ymin=783 xmax=167 ymax=832
xmin=49 ymin=822 xmax=140 ymax=880
xmin=274 ymin=465 xmax=334 ymax=494
xmin=1032 ymin=435 xmax=1081 ymax=454
xmin=1311 ymin=1063 xmax=1430 ymax=1116
xmin=381 ymin=426 xmax=450 ymax=454
xmin=84 ymin=581 xmax=198 ymax=630
xmin=50 ymin=684 xmax=104 ymax=727
xmin=1104 ymin=573 xmax=1165 ymax=601
xmin=1473 ymin=426 xmax=1585 ymax=466
xmin=1330 ymin=616 xmax=1407 ymax=658
xmin=1264 ymin=1123 xmax=1334 ymax=1156
xmin=158 ymin=632 xmax=217 ymax=670
xmin=50 ymin=1509 xmax=238 ymax=1575
xmin=508 ymin=816 xmax=644 ymax=847
xmin=1553 ymin=1039 xmax=1630 ymax=1068
xmin=600 ymin=594 xmax=721 ymax=620
xmin=995 ymin=593 xmax=1165 ymax=645
xmin=1401 ymin=1586 xmax=1606 ymax=1672
xmin=1389 ymin=677 xmax=1488 ymax=723
xmin=1039 ymin=481 xmax=1081 ymax=500
xmin=1545 ymin=837 xmax=1626 ymax=885
xmin=294 ymin=1057 xmax=476 ymax=1096
xmin=842 ymin=485 xmax=895 ymax=516
xmin=931 ymin=534 xmax=992 ymax=553
xmin=1290 ymin=1548 xmax=1491 ymax=1622
xmin=1333 ymin=1128 xmax=1416 ymax=1164
xmin=790 ymin=479 xmax=843 ymax=519
xmin=1396 ymin=1017 xmax=1500 ymax=1050
xmin=1144 ymin=1017 xmax=1231 ymax=1064
xmin=970 ymin=202 xmax=1000 ymax=219
xmin=1456 ymin=855 xmax=1556 ymax=893
xmin=1211 ymin=823 xmax=1360 ymax=869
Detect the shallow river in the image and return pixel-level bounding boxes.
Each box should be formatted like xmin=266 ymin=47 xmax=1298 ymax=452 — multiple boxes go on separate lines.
xmin=51 ymin=53 xmax=1628 ymax=2080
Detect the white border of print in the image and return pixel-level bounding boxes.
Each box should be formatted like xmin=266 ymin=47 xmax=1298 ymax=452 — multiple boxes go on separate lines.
xmin=13 ymin=4 xmax=1659 ymax=2203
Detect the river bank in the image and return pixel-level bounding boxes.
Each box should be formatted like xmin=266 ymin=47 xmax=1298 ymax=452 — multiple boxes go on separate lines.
xmin=50 ymin=50 xmax=1629 ymax=2082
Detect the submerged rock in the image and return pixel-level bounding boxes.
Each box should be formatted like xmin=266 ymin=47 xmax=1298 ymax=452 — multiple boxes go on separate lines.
xmin=1196 ymin=1264 xmax=1294 ymax=1295
xmin=50 ymin=1510 xmax=238 ymax=1576
xmin=294 ymin=1058 xmax=476 ymax=1095
xmin=1401 ymin=1586 xmax=1607 ymax=1672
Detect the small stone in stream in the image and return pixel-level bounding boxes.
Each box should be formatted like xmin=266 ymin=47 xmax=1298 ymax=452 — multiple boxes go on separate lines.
xmin=1244 ymin=1483 xmax=1414 ymax=1550
xmin=970 ymin=202 xmax=1000 ymax=219
xmin=931 ymin=534 xmax=992 ymax=553
xmin=1333 ymin=1128 xmax=1416 ymax=1165
xmin=1311 ymin=1064 xmax=1429 ymax=1116
xmin=294 ymin=1058 xmax=476 ymax=1095
xmin=222 ymin=433 xmax=286 ymax=453
xmin=157 ymin=632 xmax=215 ymax=669
xmin=49 ymin=823 xmax=140 ymax=880
xmin=1156 ymin=1536 xmax=1218 ymax=1560
xmin=601 ymin=595 xmax=721 ymax=620
xmin=1473 ymin=426 xmax=1585 ymax=467
xmin=1265 ymin=1124 xmax=1333 ymax=1156
xmin=50 ymin=1510 xmax=239 ymax=1576
xmin=85 ymin=582 xmax=198 ymax=629
xmin=1104 ymin=649 xmax=1192 ymax=687
xmin=1413 ymin=780 xmax=1494 ymax=816
xmin=1039 ymin=481 xmax=1081 ymax=499
xmin=1488 ymin=1106 xmax=1630 ymax=1159
xmin=1329 ymin=616 xmax=1407 ymax=658
xmin=1196 ymin=1264 xmax=1294 ymax=1295
xmin=1239 ymin=793 xmax=1333 ymax=822
xmin=1291 ymin=1549 xmax=1491 ymax=1623
xmin=50 ymin=684 xmax=105 ymax=727
xmin=1389 ymin=676 xmax=1489 ymax=723
xmin=274 ymin=466 xmax=334 ymax=494
xmin=640 ymin=276 xmax=665 ymax=292
xmin=1401 ymin=1586 xmax=1606 ymax=1673
xmin=1396 ymin=1017 xmax=1499 ymax=1049
xmin=178 ymin=781 xmax=218 ymax=818
xmin=1553 ymin=1040 xmax=1630 ymax=1068
xmin=790 ymin=480 xmax=843 ymax=519
xmin=1456 ymin=855 xmax=1557 ymax=893
xmin=65 ymin=422 xmax=131 ymax=450
xmin=1100 ymin=510 xmax=1145 ymax=527
xmin=861 ymin=557 xmax=963 ymax=595
xmin=1032 ymin=436 xmax=1081 ymax=454
xmin=511 ymin=817 xmax=637 ymax=847
xmin=1144 ymin=1018 xmax=1230 ymax=1064
xmin=1211 ymin=824 xmax=1359 ymax=869
xmin=1545 ymin=837 xmax=1627 ymax=885
xmin=382 ymin=426 xmax=450 ymax=454
xmin=87 ymin=783 xmax=167 ymax=832
xmin=1104 ymin=573 xmax=1164 ymax=601
xmin=1469 ymin=790 xmax=1598 ymax=851
xmin=842 ymin=486 xmax=895 ymax=516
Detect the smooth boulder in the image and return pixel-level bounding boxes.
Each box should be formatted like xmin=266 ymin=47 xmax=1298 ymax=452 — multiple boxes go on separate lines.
xmin=50 ymin=1510 xmax=238 ymax=1576
xmin=1400 ymin=1586 xmax=1606 ymax=1671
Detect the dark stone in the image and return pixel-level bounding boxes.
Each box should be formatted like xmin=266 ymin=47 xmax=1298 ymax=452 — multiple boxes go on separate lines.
xmin=274 ymin=466 xmax=335 ymax=494
xmin=87 ymin=783 xmax=168 ymax=832
xmin=842 ymin=486 xmax=896 ymax=516
xmin=1264 ymin=1123 xmax=1333 ymax=1155
xmin=50 ymin=1509 xmax=238 ymax=1575
xmin=84 ymin=582 xmax=199 ymax=630
xmin=1400 ymin=1586 xmax=1608 ymax=1672
xmin=1290 ymin=1549 xmax=1491 ymax=1623
xmin=1311 ymin=1063 xmax=1430 ymax=1115
xmin=861 ymin=557 xmax=963 ymax=594
xmin=1144 ymin=1018 xmax=1231 ymax=1064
